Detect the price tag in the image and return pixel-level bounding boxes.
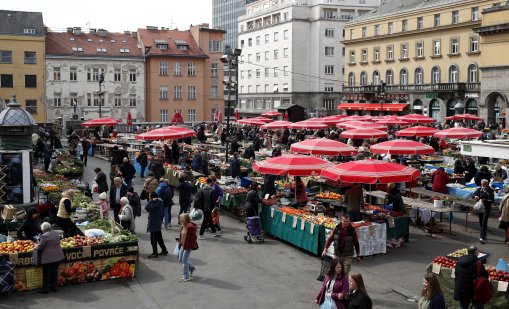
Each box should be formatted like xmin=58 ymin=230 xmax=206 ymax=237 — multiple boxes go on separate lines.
xmin=9 ymin=253 xmax=18 ymax=264
xmin=271 ymin=207 xmax=275 ymax=218
xmin=282 ymin=212 xmax=286 ymax=223
xmin=388 ymin=217 xmax=395 ymax=228
xmin=498 ymin=281 xmax=509 ymax=292
xmin=264 ymin=194 xmax=270 ymax=200
xmin=25 ymin=267 xmax=43 ymax=288
xmin=292 ymin=216 xmax=298 ymax=229
xmin=432 ymin=263 xmax=441 ymax=274
xmin=82 ymin=246 xmax=92 ymax=258
xmin=301 ymin=219 xmax=306 ymax=230
xmin=310 ymin=223 xmax=315 ymax=235
xmin=226 ymin=193 xmax=230 ymax=201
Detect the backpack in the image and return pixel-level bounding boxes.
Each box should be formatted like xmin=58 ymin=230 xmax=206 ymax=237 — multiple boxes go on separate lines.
xmin=158 ymin=185 xmax=173 ymax=205
xmin=473 ymin=260 xmax=492 ymax=304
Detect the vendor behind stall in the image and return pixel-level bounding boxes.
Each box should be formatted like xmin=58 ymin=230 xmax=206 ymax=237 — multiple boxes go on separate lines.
xmin=262 ymin=174 xmax=276 ymax=198
xmin=431 ymin=167 xmax=449 ymax=194
xmin=16 ymin=208 xmax=42 ymax=241
xmin=386 ymin=183 xmax=405 ymax=213
xmin=295 ymin=176 xmax=308 ymax=207
xmin=56 ymin=190 xmax=84 ymax=238
xmin=343 ymin=184 xmax=364 ymax=222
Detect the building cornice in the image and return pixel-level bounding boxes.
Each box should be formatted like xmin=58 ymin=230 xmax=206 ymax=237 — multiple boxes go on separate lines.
xmin=480 ymin=65 xmax=509 ymax=71
xmin=45 ymin=55 xmax=145 ymax=61
xmin=474 ymin=23 xmax=509 ymax=35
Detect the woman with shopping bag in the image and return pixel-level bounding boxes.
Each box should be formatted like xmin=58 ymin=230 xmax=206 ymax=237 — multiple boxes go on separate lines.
xmin=315 ymin=258 xmax=349 ymax=309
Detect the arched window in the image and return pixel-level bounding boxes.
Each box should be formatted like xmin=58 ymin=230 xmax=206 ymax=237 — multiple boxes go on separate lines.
xmin=431 ymin=66 xmax=440 ymax=84
xmin=449 ymin=65 xmax=459 ymax=83
xmin=385 ymin=70 xmax=393 ymax=85
xmin=400 ymin=69 xmax=408 ymax=85
xmin=348 ymin=72 xmax=355 ymax=87
xmin=466 ymin=99 xmax=478 ymax=115
xmin=415 ymin=68 xmax=423 ymax=85
xmin=468 ymin=64 xmax=478 ymax=83
xmin=447 ymin=99 xmax=456 ymax=117
xmin=430 ymin=99 xmax=440 ymax=120
xmin=360 ymin=71 xmax=367 ymax=86
xmin=372 ymin=71 xmax=380 ymax=85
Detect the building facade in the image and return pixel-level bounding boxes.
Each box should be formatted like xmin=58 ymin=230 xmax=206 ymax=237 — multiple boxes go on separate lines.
xmin=0 ymin=10 xmax=46 ymax=123
xmin=45 ymin=29 xmax=145 ymax=124
xmin=475 ymin=2 xmax=509 ymax=126
xmin=342 ymin=0 xmax=501 ymax=122
xmin=138 ymin=25 xmax=225 ymax=122
xmin=237 ymin=0 xmax=379 ymax=117
xmin=212 ymin=0 xmax=251 ymax=49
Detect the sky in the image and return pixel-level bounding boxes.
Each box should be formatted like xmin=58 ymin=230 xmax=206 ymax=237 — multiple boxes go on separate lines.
xmin=2 ymin=0 xmax=213 ymax=32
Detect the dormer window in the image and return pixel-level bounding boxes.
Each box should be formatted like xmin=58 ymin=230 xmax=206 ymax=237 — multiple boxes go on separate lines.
xmin=87 ymin=38 xmax=93 ymax=42
xmin=120 ymin=48 xmax=130 ymax=53
xmin=175 ymin=40 xmax=189 ymax=51
xmin=96 ymin=48 xmax=107 ymax=53
xmin=155 ymin=39 xmax=169 ymax=49
xmin=71 ymin=47 xmax=83 ymax=52
xmin=23 ymin=28 xmax=36 ymax=34
xmin=69 ymin=37 xmax=75 ymax=41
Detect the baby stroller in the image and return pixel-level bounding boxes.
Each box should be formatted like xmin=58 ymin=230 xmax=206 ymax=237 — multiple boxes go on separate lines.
xmin=244 ymin=216 xmax=264 ymax=243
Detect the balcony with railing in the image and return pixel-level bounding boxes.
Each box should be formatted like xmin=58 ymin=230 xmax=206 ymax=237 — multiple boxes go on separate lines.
xmin=343 ymin=83 xmax=480 ymax=94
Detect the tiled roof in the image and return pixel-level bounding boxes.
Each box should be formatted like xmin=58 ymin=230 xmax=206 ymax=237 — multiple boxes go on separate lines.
xmin=45 ymin=31 xmax=143 ymax=58
xmin=138 ymin=28 xmax=207 ymax=57
xmin=0 ymin=10 xmax=44 ymax=36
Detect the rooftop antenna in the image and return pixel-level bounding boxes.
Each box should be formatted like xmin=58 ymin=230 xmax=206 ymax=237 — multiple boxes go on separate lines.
xmin=170 ymin=18 xmax=175 ymax=29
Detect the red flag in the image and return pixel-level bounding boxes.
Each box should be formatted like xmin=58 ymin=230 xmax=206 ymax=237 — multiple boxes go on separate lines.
xmin=234 ymin=110 xmax=240 ymax=121
xmin=218 ymin=112 xmax=223 ymax=123
xmin=283 ymin=112 xmax=289 ymax=121
xmin=127 ymin=112 xmax=133 ymax=126
xmin=214 ymin=109 xmax=219 ymax=121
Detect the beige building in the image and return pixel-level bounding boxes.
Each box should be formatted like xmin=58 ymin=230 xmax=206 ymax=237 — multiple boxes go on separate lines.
xmin=342 ymin=0 xmax=502 ymax=123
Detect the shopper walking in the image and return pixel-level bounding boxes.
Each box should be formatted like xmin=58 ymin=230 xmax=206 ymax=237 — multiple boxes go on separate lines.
xmin=343 ymin=273 xmax=372 ymax=309
xmin=119 ymin=157 xmax=136 ymax=188
xmin=145 ymin=192 xmax=168 ymax=258
xmin=454 ymin=246 xmax=489 ymax=309
xmin=499 ymin=186 xmax=509 ymax=244
xmin=109 ymin=177 xmax=127 ymax=223
xmin=473 ymin=179 xmax=495 ymax=244
xmin=156 ymin=179 xmax=174 ymax=229
xmin=143 ymin=172 xmax=159 ymax=197
xmin=118 ymin=197 xmax=135 ymax=233
xmin=315 ymin=258 xmax=349 ymax=309
xmin=418 ymin=273 xmax=446 ymax=309
xmin=93 ymin=167 xmax=109 ymax=194
xmin=245 ymin=183 xmax=262 ymax=217
xmin=137 ymin=148 xmax=148 ymax=178
xmin=127 ymin=187 xmax=142 ymax=218
xmin=177 ymin=176 xmax=194 ymax=220
xmin=194 ymin=178 xmax=219 ymax=239
xmin=37 ymin=222 xmax=65 ymax=294
xmin=178 ymin=213 xmax=198 ymax=282
xmin=322 ymin=215 xmax=360 ymax=274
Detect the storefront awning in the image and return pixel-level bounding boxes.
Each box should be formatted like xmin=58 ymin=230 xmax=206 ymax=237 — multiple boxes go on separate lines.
xmin=338 ymin=103 xmax=409 ymax=111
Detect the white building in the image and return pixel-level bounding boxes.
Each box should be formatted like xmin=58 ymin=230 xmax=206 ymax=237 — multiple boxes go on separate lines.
xmin=45 ymin=28 xmax=145 ymax=123
xmin=237 ymin=0 xmax=380 ymax=117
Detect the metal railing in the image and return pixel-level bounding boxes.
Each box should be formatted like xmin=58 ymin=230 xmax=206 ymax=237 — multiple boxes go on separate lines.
xmin=343 ymin=83 xmax=480 ymax=93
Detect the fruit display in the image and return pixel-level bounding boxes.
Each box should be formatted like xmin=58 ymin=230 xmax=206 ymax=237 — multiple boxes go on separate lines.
xmin=262 ymin=197 xmax=280 ymax=206
xmin=351 ymin=221 xmax=373 ymax=228
xmin=278 ymin=206 xmax=308 ymax=217
xmin=363 ymin=204 xmax=389 ymax=213
xmin=58 ymin=257 xmax=135 ymax=286
xmin=486 ymin=267 xmax=509 ymax=282
xmin=432 ymin=256 xmax=457 ymax=269
xmin=103 ymin=230 xmax=138 ymax=243
xmin=0 ymin=240 xmax=35 ymax=254
xmin=275 ymin=180 xmax=292 ymax=189
xmin=224 ymin=187 xmax=248 ymax=195
xmin=312 ymin=216 xmax=338 ymax=229
xmin=316 ymin=191 xmax=342 ymax=200
xmin=447 ymin=248 xmax=468 ymax=259
xmin=60 ymin=235 xmax=104 ymax=248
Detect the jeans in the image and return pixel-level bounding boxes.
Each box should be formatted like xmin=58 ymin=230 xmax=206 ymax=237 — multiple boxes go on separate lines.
xmin=42 ymin=262 xmax=59 ymax=292
xmin=460 ymin=300 xmax=484 ymax=309
xmin=178 ymin=248 xmax=195 ymax=279
xmin=163 ymin=206 xmax=172 ymax=226
xmin=478 ymin=205 xmax=491 ymax=239
xmin=140 ymin=165 xmax=147 ymax=178
xmin=199 ymin=209 xmax=216 ymax=235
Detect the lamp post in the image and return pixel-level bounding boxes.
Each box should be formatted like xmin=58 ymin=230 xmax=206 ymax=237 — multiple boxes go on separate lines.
xmin=220 ymin=46 xmax=242 ymax=162
xmin=98 ymin=73 xmax=105 ymax=118
xmin=379 ymin=80 xmax=386 ymax=116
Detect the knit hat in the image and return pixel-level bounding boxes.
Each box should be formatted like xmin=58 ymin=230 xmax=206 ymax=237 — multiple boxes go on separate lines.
xmin=120 ymin=197 xmax=129 ymax=205
xmin=99 ymin=192 xmax=107 ymax=200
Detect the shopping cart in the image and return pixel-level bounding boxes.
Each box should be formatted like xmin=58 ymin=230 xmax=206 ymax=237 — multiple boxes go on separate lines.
xmin=243 ymin=216 xmax=264 ymax=243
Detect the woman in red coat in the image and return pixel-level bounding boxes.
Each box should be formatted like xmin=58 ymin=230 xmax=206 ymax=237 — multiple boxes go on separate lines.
xmin=431 ymin=167 xmax=450 ymax=194
xmin=178 ymin=213 xmax=198 ymax=281
xmin=315 ymin=258 xmax=349 ymax=308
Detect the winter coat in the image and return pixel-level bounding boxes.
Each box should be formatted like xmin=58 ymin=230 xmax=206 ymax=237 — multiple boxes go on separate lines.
xmin=473 ymin=186 xmax=495 ymax=208
xmin=431 ymin=170 xmax=449 ymax=194
xmin=128 ymin=192 xmax=142 ymax=217
xmin=156 ymin=182 xmax=174 ymax=206
xmin=325 ymin=223 xmax=360 ymax=258
xmin=143 ymin=176 xmax=159 ymax=194
xmin=179 ymin=222 xmax=198 ymax=250
xmin=194 ymin=186 xmax=216 ymax=211
xmin=178 ymin=182 xmax=194 ymax=206
xmin=118 ymin=204 xmax=135 ymax=232
xmin=453 ymin=159 xmax=466 ymax=174
xmin=465 ymin=163 xmax=477 ymax=183
xmin=499 ymin=194 xmax=509 ymax=223
xmin=191 ymin=154 xmax=203 ymax=172
xmin=386 ymin=187 xmax=405 ymax=213
xmin=454 ymin=254 xmax=488 ymax=302
xmin=316 ymin=274 xmax=349 ymax=309
xmin=95 ymin=171 xmax=109 ymax=194
xmin=245 ymin=189 xmax=261 ymax=211
xmin=119 ymin=162 xmax=136 ymax=181
xmin=16 ymin=210 xmax=42 ymax=241
xmin=109 ymin=184 xmax=128 ymax=207
xmin=474 ymin=170 xmax=492 ymax=186
xmin=343 ymin=290 xmax=372 ymax=309
xmin=229 ymin=157 xmax=241 ymax=178
xmin=150 ymin=163 xmax=165 ymax=180
xmin=37 ymin=230 xmax=65 ymax=264
xmin=145 ymin=198 xmax=163 ymax=233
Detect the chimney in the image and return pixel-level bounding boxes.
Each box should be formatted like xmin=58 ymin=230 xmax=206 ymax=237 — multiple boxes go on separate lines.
xmin=131 ymin=31 xmax=137 ymax=38
xmin=89 ymin=28 xmax=96 ymax=33
xmin=67 ymin=27 xmax=73 ymax=33
xmin=73 ymin=27 xmax=82 ymax=35
xmin=97 ymin=29 xmax=107 ymax=36
xmin=124 ymin=30 xmax=131 ymax=35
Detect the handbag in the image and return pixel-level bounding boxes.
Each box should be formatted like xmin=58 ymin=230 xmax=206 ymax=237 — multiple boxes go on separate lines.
xmin=140 ymin=190 xmax=148 ymax=200
xmin=473 ymin=200 xmax=485 ymax=213
xmin=473 ymin=260 xmax=492 ymax=304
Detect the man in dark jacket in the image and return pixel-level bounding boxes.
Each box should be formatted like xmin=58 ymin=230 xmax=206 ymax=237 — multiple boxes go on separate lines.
xmin=149 ymin=160 xmax=165 ymax=181
xmin=17 ymin=208 xmax=42 ymax=241
xmin=194 ymin=178 xmax=218 ymax=239
xmin=243 ymin=144 xmax=255 ymax=160
xmin=94 ymin=167 xmax=109 ymax=194
xmin=137 ymin=149 xmax=148 ymax=178
xmin=109 ymin=177 xmax=128 ymax=223
xmin=262 ymin=174 xmax=276 ymax=198
xmin=474 ymin=179 xmax=495 ymax=243
xmin=191 ymin=150 xmax=203 ymax=173
xmin=322 ymin=215 xmax=360 ymax=274
xmin=119 ymin=157 xmax=136 ymax=188
xmin=156 ymin=180 xmax=174 ymax=229
xmin=81 ymin=138 xmax=90 ymax=166
xmin=177 ymin=176 xmax=194 ymax=217
xmin=229 ymin=152 xmax=241 ymax=178
xmin=127 ymin=187 xmax=142 ymax=218
xmin=454 ymin=156 xmax=466 ymax=174
xmin=110 ymin=146 xmax=123 ymax=166
xmin=454 ymin=246 xmax=488 ymax=308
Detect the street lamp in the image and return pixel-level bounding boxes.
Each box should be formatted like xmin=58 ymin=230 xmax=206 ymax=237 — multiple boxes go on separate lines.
xmin=378 ymin=80 xmax=386 ymax=116
xmin=98 ymin=73 xmax=105 ymax=118
xmin=220 ymin=45 xmax=242 ymax=162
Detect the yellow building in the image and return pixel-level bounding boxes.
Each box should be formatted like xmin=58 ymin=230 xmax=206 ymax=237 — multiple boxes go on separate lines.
xmin=342 ymin=0 xmax=501 ymax=123
xmin=0 ymin=10 xmax=46 ymax=123
xmin=474 ymin=3 xmax=509 ymax=126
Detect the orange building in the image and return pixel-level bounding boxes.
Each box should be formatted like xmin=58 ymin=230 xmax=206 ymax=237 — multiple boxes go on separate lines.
xmin=138 ymin=24 xmax=225 ymax=123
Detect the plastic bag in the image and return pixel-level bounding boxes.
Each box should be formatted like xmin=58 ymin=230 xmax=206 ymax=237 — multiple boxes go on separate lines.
xmin=190 ymin=208 xmax=203 ymax=221
xmin=172 ymin=243 xmax=181 ymax=256
xmin=473 ymin=200 xmax=485 ymax=213
xmin=92 ymin=181 xmax=98 ymax=193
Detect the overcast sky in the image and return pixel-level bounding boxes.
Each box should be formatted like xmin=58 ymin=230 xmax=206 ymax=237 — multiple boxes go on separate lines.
xmin=3 ymin=0 xmax=212 ymax=32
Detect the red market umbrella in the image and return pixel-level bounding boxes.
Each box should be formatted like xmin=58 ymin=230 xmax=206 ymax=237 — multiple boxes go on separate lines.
xmin=340 ymin=128 xmax=387 ymax=139
xmin=289 ymin=121 xmax=328 ymax=130
xmin=236 ymin=119 xmax=266 ymax=126
xmin=261 ymin=120 xmax=292 ymax=130
xmin=126 ymin=112 xmax=133 ymax=126
xmin=305 ymin=117 xmax=341 ymax=126
xmin=340 ymin=122 xmax=387 ymax=131
xmin=433 ymin=127 xmax=483 ymax=139
xmin=337 ymin=121 xmax=370 ymax=129
xmin=171 ymin=112 xmax=184 ymax=124
xmin=321 ymin=159 xmax=421 ymax=184
xmin=261 ymin=111 xmax=282 ymax=117
xmin=375 ymin=118 xmax=410 ymax=126
xmin=395 ymin=126 xmax=439 ymax=137
xmin=252 ymin=155 xmax=333 ymax=176
xmin=290 ymin=138 xmax=357 ymax=156
xmin=250 ymin=116 xmax=273 ymax=123
xmin=399 ymin=114 xmax=436 ymax=124
xmin=337 ymin=115 xmax=373 ymax=122
xmin=81 ymin=117 xmax=121 ymax=127
xmin=445 ymin=114 xmax=482 ymax=121
xmin=135 ymin=126 xmax=196 ymax=140
xmin=369 ymin=139 xmax=435 ymax=155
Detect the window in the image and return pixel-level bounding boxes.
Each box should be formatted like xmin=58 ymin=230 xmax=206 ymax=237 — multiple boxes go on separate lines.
xmin=256 ymin=52 xmax=260 ymax=62
xmin=372 ymin=71 xmax=380 ymax=85
xmin=129 ymin=94 xmax=137 ymax=107
xmin=53 ymin=67 xmax=61 ymax=81
xmin=361 ymin=49 xmax=367 ymax=62
xmin=325 ymin=47 xmax=334 ymax=56
xmin=401 ymin=44 xmax=408 ymax=59
xmin=433 ymin=40 xmax=441 ymax=56
xmin=282 ymin=84 xmax=288 ymax=92
xmin=114 ymin=94 xmax=122 ymax=107
xmin=362 ymin=27 xmax=367 ymax=38
xmin=70 ymin=67 xmax=77 ymax=81
xmin=325 ymin=83 xmax=334 ymax=92
xmin=471 ymin=7 xmax=479 ymax=21
xmin=0 ymin=51 xmax=12 ymax=63
xmin=400 ymin=69 xmax=408 ymax=85
xmin=53 ymin=96 xmax=61 ymax=107
xmin=373 ymin=47 xmax=380 ymax=62
xmin=211 ymin=63 xmax=218 ymax=77
xmin=256 ymin=69 xmax=260 ymax=78
xmin=325 ymin=65 xmax=334 ymax=75
xmin=323 ymin=99 xmax=335 ymax=110
xmin=417 ymin=17 xmax=423 ymax=30
xmin=256 ymin=36 xmax=260 ymax=45
xmin=208 ymin=40 xmax=222 ymax=52
xmin=273 ymin=67 xmax=278 ymax=77
xmin=24 ymin=51 xmax=36 ymax=64
xmin=114 ymin=68 xmax=121 ymax=82
xmin=468 ymin=64 xmax=478 ymax=82
xmin=323 ymin=9 xmax=336 ymax=19
xmin=432 ymin=67 xmax=441 ymax=84
xmin=23 ymin=28 xmax=36 ymax=34
xmin=25 ymin=75 xmax=36 ymax=88
xmin=264 ymin=51 xmax=269 ymax=60
xmin=325 ymin=28 xmax=334 ymax=37
xmin=284 ymin=30 xmax=289 ymax=40
xmin=284 ymin=48 xmax=289 ymax=58
xmin=374 ymin=24 xmax=380 ymax=36
xmin=416 ymin=42 xmax=424 ymax=58
xmin=415 ymin=68 xmax=423 ymax=84
xmin=96 ymin=48 xmax=107 ymax=53
xmin=402 ymin=19 xmax=408 ymax=32
xmin=283 ymin=66 xmax=288 ymax=76
xmin=211 ymin=86 xmax=218 ymax=98
xmin=1 ymin=74 xmax=13 ymax=87
xmin=265 ymin=34 xmax=269 ymax=43
xmin=470 ymin=36 xmax=479 ymax=52
xmin=160 ymin=109 xmax=168 ymax=122
xmin=350 ymin=29 xmax=355 ymax=40
xmin=156 ymin=43 xmax=168 ymax=50
xmin=70 ymin=93 xmax=77 ymax=108
xmin=449 ymin=65 xmax=458 ymax=83
xmin=248 ymin=70 xmax=252 ymax=78
xmin=385 ymin=70 xmax=393 ymax=85
xmin=240 ymin=40 xmax=244 ymax=48
xmin=452 ymin=10 xmax=459 ymax=24
xmin=434 ymin=14 xmax=441 ymax=27
xmin=119 ymin=48 xmax=130 ymax=53
xmin=387 ymin=45 xmax=394 ymax=60
xmin=188 ymin=109 xmax=196 ymax=123
xmin=160 ymin=62 xmax=168 ymax=75
xmin=188 ymin=86 xmax=196 ymax=99
xmin=25 ymin=100 xmax=37 ymax=114
xmin=450 ymin=38 xmax=459 ymax=54
xmin=129 ymin=69 xmax=137 ymax=82
xmin=174 ymin=86 xmax=182 ymax=99
xmin=248 ymin=38 xmax=252 ymax=47
xmin=274 ymin=32 xmax=279 ymax=42
xmin=360 ymin=71 xmax=367 ymax=86
xmin=265 ymin=68 xmax=269 ymax=77
xmin=86 ymin=93 xmax=103 ymax=106
xmin=187 ymin=63 xmax=196 ymax=76
xmin=388 ymin=22 xmax=393 ymax=34
xmin=274 ymin=49 xmax=279 ymax=59
xmin=160 ymin=86 xmax=168 ymax=99
xmin=348 ymin=72 xmax=355 ymax=87
xmin=174 ymin=62 xmax=182 ymax=76
xmin=349 ymin=50 xmax=355 ymax=63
